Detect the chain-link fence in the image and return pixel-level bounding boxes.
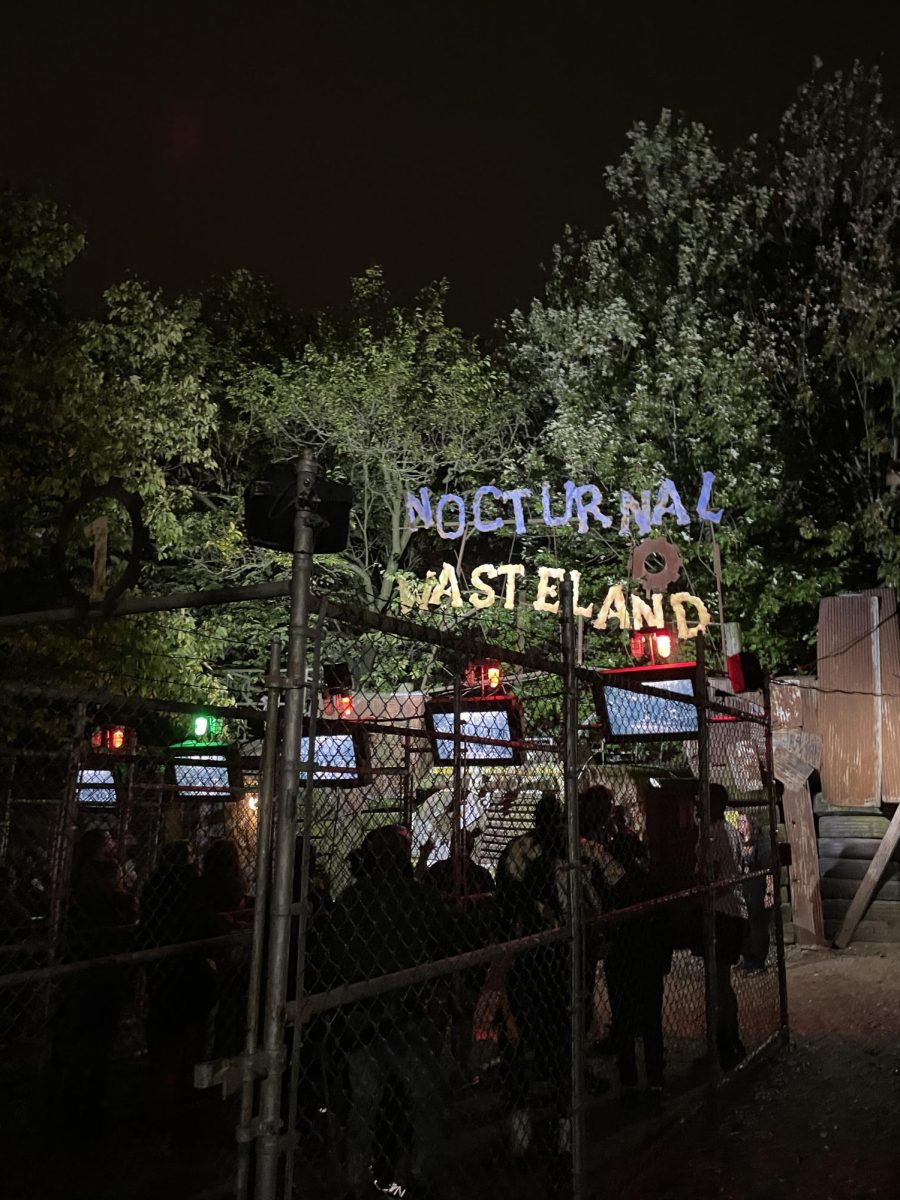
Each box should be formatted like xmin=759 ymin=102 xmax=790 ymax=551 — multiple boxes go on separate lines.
xmin=0 ymin=590 xmax=788 ymax=1200
xmin=0 ymin=680 xmax=267 ymax=1200
xmin=261 ymin=598 xmax=788 ymax=1200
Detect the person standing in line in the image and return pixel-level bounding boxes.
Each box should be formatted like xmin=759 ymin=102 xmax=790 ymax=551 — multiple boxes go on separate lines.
xmin=141 ymin=842 xmax=218 ymax=1145
xmin=738 ymin=812 xmax=774 ymax=973
xmin=598 ymin=804 xmax=673 ymax=1099
xmin=697 ymin=784 xmax=748 ymax=1071
xmin=326 ymin=824 xmax=458 ymax=1200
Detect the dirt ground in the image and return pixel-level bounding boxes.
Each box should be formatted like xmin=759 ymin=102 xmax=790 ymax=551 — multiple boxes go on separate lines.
xmin=618 ymin=944 xmax=900 ymax=1200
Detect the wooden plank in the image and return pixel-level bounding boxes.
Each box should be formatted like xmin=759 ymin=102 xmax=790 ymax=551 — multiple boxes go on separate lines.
xmin=818 ymin=814 xmax=891 ymax=838
xmin=823 ymin=898 xmax=900 ymax=921
xmin=833 ymin=800 xmax=900 ymax=948
xmin=782 ymin=783 xmax=825 ymax=945
xmin=814 ymin=797 xmax=883 ymax=816
xmin=817 ymin=838 xmax=900 ymax=861
xmin=819 ymin=857 xmax=900 ymax=880
xmin=821 ymin=878 xmax=900 ymax=902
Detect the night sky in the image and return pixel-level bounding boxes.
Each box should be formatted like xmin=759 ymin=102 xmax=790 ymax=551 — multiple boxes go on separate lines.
xmin=3 ymin=2 xmax=900 ymax=335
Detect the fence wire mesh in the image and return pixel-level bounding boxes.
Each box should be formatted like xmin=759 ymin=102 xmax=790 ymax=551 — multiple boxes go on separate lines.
xmin=274 ymin=611 xmax=787 ymax=1200
xmin=0 ymin=682 xmax=264 ymax=1200
xmin=0 ymin=601 xmax=787 ymax=1200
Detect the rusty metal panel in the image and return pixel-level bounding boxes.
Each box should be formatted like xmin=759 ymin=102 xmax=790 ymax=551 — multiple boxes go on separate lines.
xmin=864 ymin=588 xmax=900 ymax=802
xmin=771 ymin=676 xmax=818 ymax=733
xmin=818 ymin=595 xmax=879 ymax=807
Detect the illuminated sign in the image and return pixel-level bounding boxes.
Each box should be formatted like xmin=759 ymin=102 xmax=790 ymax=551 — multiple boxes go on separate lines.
xmin=396 ymin=562 xmax=711 ymax=638
xmin=406 ymin=471 xmax=722 ymax=541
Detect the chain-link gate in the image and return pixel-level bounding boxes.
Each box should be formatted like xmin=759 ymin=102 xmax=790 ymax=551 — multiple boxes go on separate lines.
xmin=237 ymin=582 xmax=789 ymax=1200
xmin=0 ymin=461 xmax=788 ymax=1200
xmin=0 ymin=678 xmax=270 ymax=1200
xmin=0 ymin=614 xmax=788 ymax=1200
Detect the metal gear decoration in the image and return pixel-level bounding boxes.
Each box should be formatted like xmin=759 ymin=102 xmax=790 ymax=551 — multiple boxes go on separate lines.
xmin=628 ymin=537 xmax=684 ymax=597
xmin=56 ymin=478 xmax=149 ymax=613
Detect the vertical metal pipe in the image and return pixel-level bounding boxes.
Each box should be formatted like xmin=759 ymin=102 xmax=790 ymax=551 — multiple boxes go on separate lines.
xmin=451 ymin=671 xmax=464 ymax=902
xmin=762 ymin=674 xmax=790 ymax=1044
xmin=49 ymin=702 xmax=87 ymax=958
xmin=0 ymin=756 xmax=15 ymax=863
xmin=284 ymin=610 xmax=326 ymax=1200
xmin=696 ymin=634 xmax=719 ymax=1076
xmin=255 ymin=453 xmax=320 ymax=1200
xmin=560 ymin=580 xmax=585 ymax=1199
xmin=402 ymin=735 xmax=413 ymax=832
xmin=116 ymin=735 xmax=135 ymax=876
xmin=236 ymin=637 xmax=282 ymax=1200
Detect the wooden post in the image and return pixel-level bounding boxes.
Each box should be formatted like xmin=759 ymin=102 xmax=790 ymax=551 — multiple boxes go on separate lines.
xmin=782 ymin=783 xmax=825 ymax=945
xmin=833 ymin=801 xmax=900 ymax=949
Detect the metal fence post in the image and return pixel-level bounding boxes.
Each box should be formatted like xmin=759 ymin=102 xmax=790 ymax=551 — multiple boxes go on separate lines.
xmin=451 ymin=670 xmax=464 ymax=901
xmin=762 ymin=674 xmax=790 ymax=1044
xmin=0 ymin=755 xmax=14 ymax=863
xmin=256 ymin=453 xmax=320 ymax=1200
xmin=696 ymin=634 xmax=719 ymax=1081
xmin=560 ymin=580 xmax=585 ymax=1199
xmin=48 ymin=702 xmax=87 ymax=958
xmin=236 ymin=637 xmax=282 ymax=1200
xmin=284 ymin=610 xmax=327 ymax=1199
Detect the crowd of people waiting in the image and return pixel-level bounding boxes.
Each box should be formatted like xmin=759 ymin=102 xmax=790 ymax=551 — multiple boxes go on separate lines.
xmin=0 ymin=781 xmax=774 ymax=1194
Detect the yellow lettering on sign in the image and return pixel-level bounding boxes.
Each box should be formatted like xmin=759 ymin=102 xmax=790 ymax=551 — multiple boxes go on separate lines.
xmin=630 ymin=593 xmax=665 ymax=630
xmin=568 ymin=569 xmax=594 ymax=618
xmin=495 ymin=564 xmax=525 ymax=610
xmin=428 ymin=562 xmax=464 ymax=609
xmin=592 ymin=585 xmax=631 ymax=631
xmin=469 ymin=563 xmax=498 ymax=609
xmin=670 ymin=592 xmax=712 ymax=639
xmin=533 ymin=566 xmax=566 ymax=614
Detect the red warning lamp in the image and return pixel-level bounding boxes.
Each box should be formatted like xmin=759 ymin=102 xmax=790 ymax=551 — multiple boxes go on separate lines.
xmin=629 ymin=629 xmax=676 ymax=664
xmin=326 ymin=691 xmax=354 ymax=717
xmin=91 ymin=725 xmax=129 ymax=751
xmin=465 ymin=659 xmax=504 ymax=695
xmin=322 ymin=662 xmax=354 ymax=717
xmin=654 ymin=631 xmax=673 ymax=660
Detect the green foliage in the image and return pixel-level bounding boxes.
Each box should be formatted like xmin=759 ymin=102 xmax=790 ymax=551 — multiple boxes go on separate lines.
xmin=4 ymin=61 xmax=900 ymax=691
xmin=213 ymin=266 xmax=523 ymax=611
xmin=509 ymin=66 xmax=900 ymax=671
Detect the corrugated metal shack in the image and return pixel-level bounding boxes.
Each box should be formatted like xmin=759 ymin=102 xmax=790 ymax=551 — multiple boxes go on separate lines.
xmin=777 ymin=589 xmax=900 ymax=946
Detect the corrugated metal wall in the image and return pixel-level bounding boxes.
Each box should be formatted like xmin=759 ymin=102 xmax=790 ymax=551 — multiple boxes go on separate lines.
xmin=818 ymin=594 xmax=880 ymax=807
xmin=771 ymin=676 xmax=818 ymax=735
xmin=865 ymin=588 xmax=900 ymax=803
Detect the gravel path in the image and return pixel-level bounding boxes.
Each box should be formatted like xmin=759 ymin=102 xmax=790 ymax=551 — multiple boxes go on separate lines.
xmin=613 ymin=945 xmax=900 ymax=1200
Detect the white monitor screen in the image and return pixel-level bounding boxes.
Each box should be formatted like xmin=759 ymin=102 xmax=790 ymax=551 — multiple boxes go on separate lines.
xmin=174 ymin=755 xmax=231 ymax=797
xmin=299 ymin=734 xmax=359 ymax=782
xmin=77 ymin=769 xmax=117 ymax=805
xmin=603 ymin=677 xmax=698 ymax=738
xmin=432 ymin=708 xmax=515 ymax=763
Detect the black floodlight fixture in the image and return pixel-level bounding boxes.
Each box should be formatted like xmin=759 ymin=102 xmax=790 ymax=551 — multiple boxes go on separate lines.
xmin=424 ymin=694 xmax=525 ymax=767
xmin=76 ymin=768 xmax=118 ymax=806
xmin=593 ymin=662 xmax=700 ymax=742
xmin=244 ymin=463 xmax=353 ymax=553
xmin=166 ymin=741 xmax=242 ymax=801
xmin=298 ymin=718 xmax=371 ymax=787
